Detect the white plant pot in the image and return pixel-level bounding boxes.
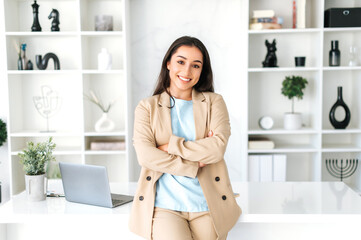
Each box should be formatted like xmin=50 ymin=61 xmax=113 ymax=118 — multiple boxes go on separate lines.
xmin=284 ymin=113 xmax=302 ymax=130
xmin=25 ymin=174 xmax=47 ymax=201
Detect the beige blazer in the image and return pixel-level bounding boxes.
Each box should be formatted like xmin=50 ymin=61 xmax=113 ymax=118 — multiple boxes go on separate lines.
xmin=129 ymin=89 xmax=242 ymax=240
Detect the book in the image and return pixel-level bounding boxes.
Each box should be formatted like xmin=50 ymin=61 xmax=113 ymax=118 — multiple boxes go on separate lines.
xmin=252 ymin=9 xmax=275 ymax=18
xmin=292 ymin=0 xmax=296 ymax=28
xmin=90 ymin=140 xmax=126 ymax=150
xmin=259 ymin=155 xmax=273 ymax=182
xmin=273 ymin=154 xmax=287 ymax=182
xmin=248 ymin=155 xmax=260 ymax=182
xmin=251 ymin=17 xmax=284 ymax=25
xmin=249 ymin=22 xmax=282 ymax=30
xmin=248 ymin=137 xmax=275 ymax=149
xmin=296 ymin=0 xmax=306 ymax=28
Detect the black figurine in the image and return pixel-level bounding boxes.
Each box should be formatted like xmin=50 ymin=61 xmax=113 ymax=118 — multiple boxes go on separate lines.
xmin=262 ymin=39 xmax=278 ymax=67
xmin=36 ymin=53 xmax=60 ymax=70
xmin=48 ymin=9 xmax=60 ymax=31
xmin=31 ymin=0 xmax=42 ymax=32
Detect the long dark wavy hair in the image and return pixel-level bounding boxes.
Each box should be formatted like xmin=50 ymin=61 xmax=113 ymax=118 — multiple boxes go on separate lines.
xmin=152 ymin=36 xmax=214 ymax=101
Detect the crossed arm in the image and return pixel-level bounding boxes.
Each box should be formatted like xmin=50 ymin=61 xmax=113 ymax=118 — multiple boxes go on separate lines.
xmin=157 ymin=130 xmax=214 ymax=168
xmin=133 ymin=95 xmax=230 ymax=178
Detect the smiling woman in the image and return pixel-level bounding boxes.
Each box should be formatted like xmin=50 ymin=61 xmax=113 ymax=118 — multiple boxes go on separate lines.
xmin=129 ymin=36 xmax=241 ymax=240
xmin=153 ymin=36 xmax=214 ymax=103
xmin=167 ymin=45 xmax=203 ymax=100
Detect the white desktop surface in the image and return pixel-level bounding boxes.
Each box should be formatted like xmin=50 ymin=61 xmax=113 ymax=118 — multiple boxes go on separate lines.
xmin=1 ymin=182 xmax=361 ymax=240
xmin=1 ymin=181 xmax=361 ymax=223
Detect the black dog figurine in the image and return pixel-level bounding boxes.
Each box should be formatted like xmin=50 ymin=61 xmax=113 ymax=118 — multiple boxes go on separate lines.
xmin=262 ymin=39 xmax=278 ymax=67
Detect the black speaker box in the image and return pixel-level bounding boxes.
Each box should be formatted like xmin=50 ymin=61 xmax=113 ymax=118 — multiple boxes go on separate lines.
xmin=324 ymin=8 xmax=361 ymax=27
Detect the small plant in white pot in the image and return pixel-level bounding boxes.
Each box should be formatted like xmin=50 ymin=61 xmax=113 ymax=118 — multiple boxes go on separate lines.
xmin=281 ymin=75 xmax=308 ymax=130
xmin=18 ymin=137 xmax=56 ymax=201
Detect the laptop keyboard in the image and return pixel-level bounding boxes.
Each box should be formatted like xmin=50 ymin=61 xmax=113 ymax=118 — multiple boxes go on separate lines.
xmin=112 ymin=199 xmax=125 ymax=206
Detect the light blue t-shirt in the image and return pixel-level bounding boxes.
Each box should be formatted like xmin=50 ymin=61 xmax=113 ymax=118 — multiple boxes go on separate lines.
xmin=154 ymin=97 xmax=209 ymax=212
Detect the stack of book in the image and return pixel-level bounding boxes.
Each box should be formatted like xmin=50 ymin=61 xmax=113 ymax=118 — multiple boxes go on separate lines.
xmin=248 ymin=136 xmax=275 ymax=150
xmin=90 ymin=140 xmax=126 ymax=150
xmin=249 ymin=10 xmax=283 ymax=30
xmin=248 ymin=154 xmax=287 ymax=182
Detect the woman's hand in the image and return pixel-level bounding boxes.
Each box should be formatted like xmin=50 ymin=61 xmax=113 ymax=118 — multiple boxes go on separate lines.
xmin=198 ymin=130 xmax=213 ymax=168
xmin=157 ymin=143 xmax=169 ymax=152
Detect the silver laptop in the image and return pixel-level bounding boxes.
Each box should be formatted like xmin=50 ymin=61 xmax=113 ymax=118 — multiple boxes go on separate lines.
xmin=59 ymin=162 xmax=133 ymax=208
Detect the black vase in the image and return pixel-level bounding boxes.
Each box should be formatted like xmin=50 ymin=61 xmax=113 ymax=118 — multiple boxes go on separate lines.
xmin=329 ymin=86 xmax=351 ymax=129
xmin=329 ymin=40 xmax=340 ymax=66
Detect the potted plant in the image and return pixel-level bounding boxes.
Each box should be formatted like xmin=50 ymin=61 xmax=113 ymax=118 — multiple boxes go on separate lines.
xmin=18 ymin=137 xmax=56 ymax=201
xmin=281 ymin=75 xmax=308 ymax=130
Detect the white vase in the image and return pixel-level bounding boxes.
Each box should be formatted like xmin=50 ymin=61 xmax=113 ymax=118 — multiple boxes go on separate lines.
xmin=284 ymin=113 xmax=302 ymax=130
xmin=95 ymin=113 xmax=115 ymax=132
xmin=25 ymin=174 xmax=47 ymax=201
xmin=98 ymin=48 xmax=112 ymax=70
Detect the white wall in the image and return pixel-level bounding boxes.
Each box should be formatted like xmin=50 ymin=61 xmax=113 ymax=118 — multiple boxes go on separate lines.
xmin=129 ymin=0 xmax=248 ymax=181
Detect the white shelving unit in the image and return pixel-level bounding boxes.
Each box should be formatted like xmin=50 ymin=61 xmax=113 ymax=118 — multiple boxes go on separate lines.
xmin=2 ymin=0 xmax=131 ymax=195
xmin=2 ymin=0 xmax=361 ymax=197
xmin=246 ymin=0 xmax=361 ymax=192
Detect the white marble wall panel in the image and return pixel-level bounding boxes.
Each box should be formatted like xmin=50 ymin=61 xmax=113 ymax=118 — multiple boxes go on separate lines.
xmin=129 ymin=0 xmax=248 ymax=180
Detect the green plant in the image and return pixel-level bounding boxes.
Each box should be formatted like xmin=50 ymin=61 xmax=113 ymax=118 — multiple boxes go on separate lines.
xmin=0 ymin=119 xmax=7 ymax=147
xmin=18 ymin=137 xmax=56 ymax=175
xmin=281 ymin=75 xmax=308 ymax=113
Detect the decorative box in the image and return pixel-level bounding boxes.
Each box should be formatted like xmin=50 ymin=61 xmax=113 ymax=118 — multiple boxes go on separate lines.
xmin=324 ymin=8 xmax=361 ymax=27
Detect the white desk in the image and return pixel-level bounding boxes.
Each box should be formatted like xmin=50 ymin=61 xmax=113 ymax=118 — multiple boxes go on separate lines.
xmin=1 ymin=182 xmax=361 ymax=240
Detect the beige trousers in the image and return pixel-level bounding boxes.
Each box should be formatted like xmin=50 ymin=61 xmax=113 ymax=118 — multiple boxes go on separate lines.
xmin=152 ymin=207 xmax=226 ymax=240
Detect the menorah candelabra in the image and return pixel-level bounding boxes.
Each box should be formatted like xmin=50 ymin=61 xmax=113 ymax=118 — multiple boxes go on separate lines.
xmin=325 ymin=159 xmax=359 ymax=181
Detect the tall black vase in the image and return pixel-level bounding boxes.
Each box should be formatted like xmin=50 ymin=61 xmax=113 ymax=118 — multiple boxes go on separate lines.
xmin=329 ymin=86 xmax=351 ymax=129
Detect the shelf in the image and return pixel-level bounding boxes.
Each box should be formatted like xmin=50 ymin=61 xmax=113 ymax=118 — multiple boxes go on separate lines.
xmin=12 ymin=148 xmax=82 ymax=156
xmin=8 ymin=70 xmax=126 ymax=75
xmin=81 ymin=31 xmax=123 ymax=36
xmin=5 ymin=32 xmax=79 ymax=37
xmin=82 ymin=70 xmax=124 ymax=74
xmin=248 ymin=67 xmax=319 ymax=73
xmin=10 ymin=131 xmax=83 ymax=137
xmin=248 ymin=145 xmax=318 ymax=153
xmin=323 ymin=27 xmax=361 ymax=33
xmin=7 ymin=70 xmax=80 ymax=75
xmin=248 ymin=28 xmax=321 ymax=34
xmin=322 ymin=144 xmax=361 ymax=152
xmin=248 ymin=128 xmax=318 ymax=135
xmin=322 ymin=66 xmax=361 ymax=71
xmin=84 ymin=131 xmax=126 ymax=136
xmin=3 ymin=0 xmax=130 ymax=196
xmin=322 ymin=129 xmax=361 ymax=134
xmin=10 ymin=131 xmax=127 ymax=137
xmin=84 ymin=150 xmax=126 ymax=155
